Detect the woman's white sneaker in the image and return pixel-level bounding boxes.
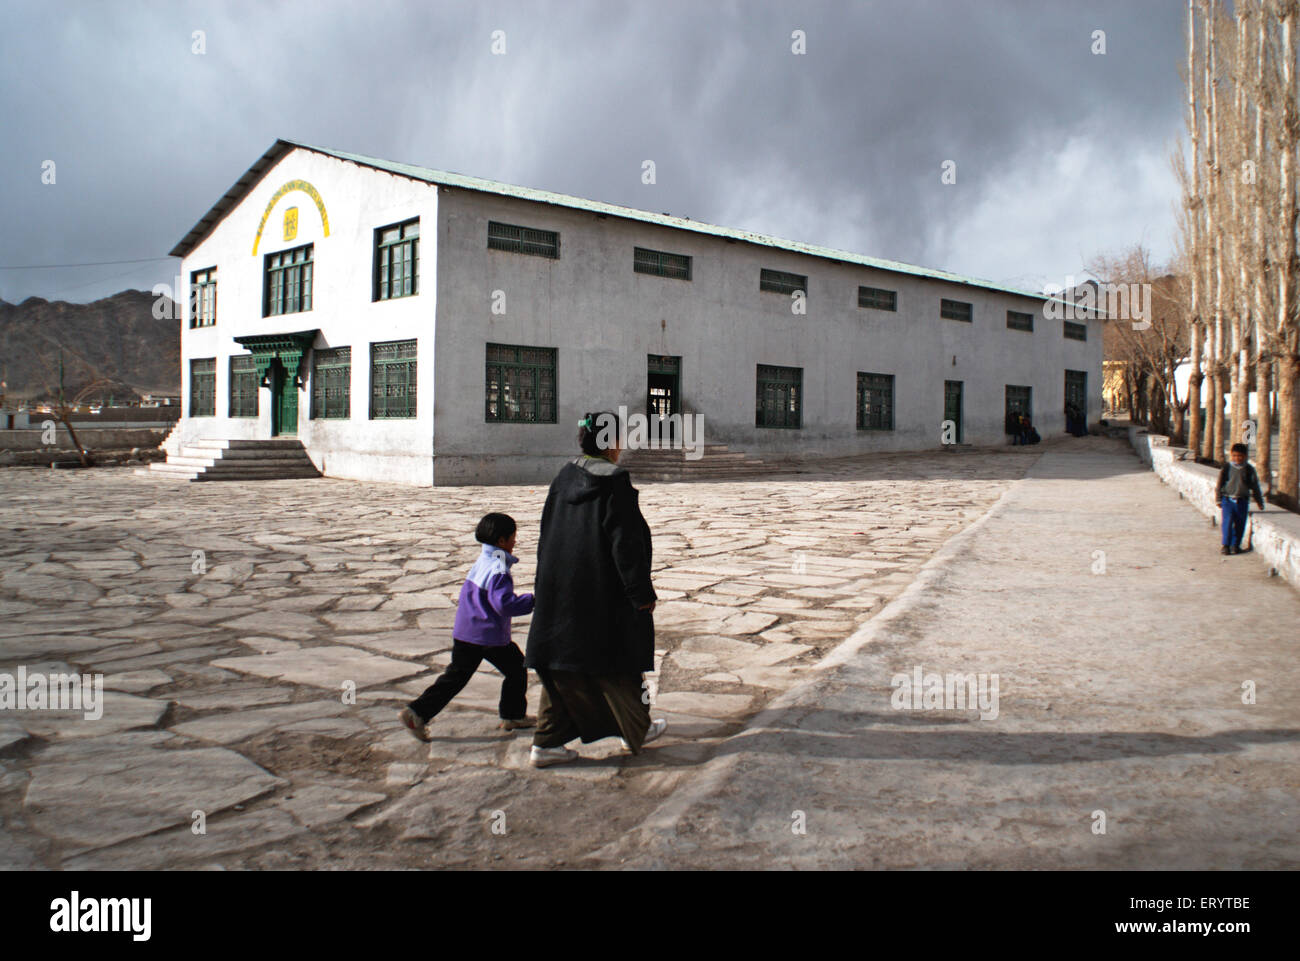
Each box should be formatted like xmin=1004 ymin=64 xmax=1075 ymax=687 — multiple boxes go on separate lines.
xmin=644 ymin=718 xmax=668 ymax=744
xmin=530 ymin=745 xmax=579 ymax=768
xmin=621 ymin=718 xmax=668 ymax=752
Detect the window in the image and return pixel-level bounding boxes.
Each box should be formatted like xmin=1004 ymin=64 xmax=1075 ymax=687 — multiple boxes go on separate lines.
xmin=190 ymin=268 xmax=217 ymax=328
xmin=941 ymin=298 xmax=973 ymax=322
xmin=312 ymin=347 xmax=351 ymax=420
xmin=264 ymin=243 xmax=313 ymax=316
xmin=756 ymin=364 xmax=802 ymax=428
xmin=229 ymin=355 xmax=258 ymax=418
xmin=1064 ymin=320 xmax=1087 ymax=341
xmin=1005 ymin=385 xmax=1032 ymax=425
xmin=374 ymin=220 xmax=418 ymax=300
xmin=634 ymin=246 xmax=692 ymax=280
xmin=1007 ymin=309 xmax=1034 ymax=332
xmin=370 ymin=340 xmax=417 ymax=419
xmin=487 ymin=221 xmax=559 ymax=259
xmin=485 ymin=343 xmax=558 ymax=423
xmin=858 ymin=286 xmax=897 ymax=311
xmin=760 ymin=269 xmax=807 ymax=297
xmin=189 ymin=358 xmax=215 ymax=417
xmin=856 ymin=372 xmax=895 ymax=431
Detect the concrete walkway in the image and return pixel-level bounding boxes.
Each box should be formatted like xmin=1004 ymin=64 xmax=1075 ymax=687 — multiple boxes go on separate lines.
xmin=607 ymin=442 xmax=1300 ymax=869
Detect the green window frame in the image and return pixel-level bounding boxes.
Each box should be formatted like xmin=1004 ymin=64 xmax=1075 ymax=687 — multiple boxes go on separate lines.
xmin=189 ymin=358 xmax=216 ymax=417
xmin=1064 ymin=320 xmax=1087 ymax=341
xmin=370 ymin=340 xmax=417 ymax=419
xmin=312 ymin=346 xmax=351 ymax=420
xmin=228 ymin=355 xmax=258 ymax=418
xmin=264 ymin=243 xmax=313 ymax=317
xmin=487 ymin=221 xmax=559 ymax=259
xmin=756 ymin=364 xmax=802 ymax=429
xmin=760 ymin=268 xmax=807 ymax=297
xmin=633 ymin=246 xmax=692 ymax=280
xmin=374 ymin=219 xmax=418 ymax=300
xmin=941 ymin=298 xmax=973 ymax=322
xmin=856 ymin=372 xmax=895 ymax=431
xmin=190 ymin=267 xmax=217 ymax=328
xmin=485 ymin=343 xmax=558 ymax=424
xmin=1007 ymin=310 xmax=1034 ymax=332
xmin=858 ymin=286 xmax=897 ymax=311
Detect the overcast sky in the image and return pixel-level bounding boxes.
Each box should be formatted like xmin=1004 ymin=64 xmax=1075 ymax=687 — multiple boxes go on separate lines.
xmin=0 ymin=0 xmax=1187 ymax=304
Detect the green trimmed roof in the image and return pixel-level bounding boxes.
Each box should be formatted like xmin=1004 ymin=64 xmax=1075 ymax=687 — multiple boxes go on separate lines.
xmin=172 ymin=138 xmax=1063 ymax=304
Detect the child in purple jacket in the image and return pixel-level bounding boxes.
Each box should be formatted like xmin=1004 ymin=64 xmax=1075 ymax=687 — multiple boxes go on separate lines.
xmin=398 ymin=513 xmax=535 ymax=741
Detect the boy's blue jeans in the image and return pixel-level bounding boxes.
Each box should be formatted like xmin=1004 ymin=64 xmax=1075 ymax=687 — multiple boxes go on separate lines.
xmin=1221 ymin=496 xmax=1250 ymax=548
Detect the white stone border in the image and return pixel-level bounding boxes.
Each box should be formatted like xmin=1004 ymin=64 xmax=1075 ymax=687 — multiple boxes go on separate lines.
xmin=1128 ymin=426 xmax=1300 ymax=591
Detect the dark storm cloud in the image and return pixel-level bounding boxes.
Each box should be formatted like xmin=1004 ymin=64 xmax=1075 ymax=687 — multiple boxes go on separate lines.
xmin=0 ymin=0 xmax=1186 ymax=304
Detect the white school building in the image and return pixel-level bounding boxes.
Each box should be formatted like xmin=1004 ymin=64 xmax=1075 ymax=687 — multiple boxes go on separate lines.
xmin=166 ymin=138 xmax=1102 ymax=485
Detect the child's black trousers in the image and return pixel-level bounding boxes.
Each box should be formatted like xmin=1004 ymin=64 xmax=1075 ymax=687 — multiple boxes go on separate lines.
xmin=408 ymin=639 xmax=528 ymax=722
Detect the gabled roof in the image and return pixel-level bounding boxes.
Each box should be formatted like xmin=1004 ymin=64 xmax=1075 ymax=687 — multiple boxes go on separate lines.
xmin=171 ymin=138 xmax=1061 ymax=304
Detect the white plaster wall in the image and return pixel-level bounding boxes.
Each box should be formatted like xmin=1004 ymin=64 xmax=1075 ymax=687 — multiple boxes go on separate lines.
xmin=432 ymin=188 xmax=1103 ymax=483
xmin=177 ymin=148 xmax=437 ymax=485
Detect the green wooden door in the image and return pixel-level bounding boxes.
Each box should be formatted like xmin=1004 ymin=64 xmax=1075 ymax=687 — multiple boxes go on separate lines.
xmin=270 ymin=359 xmax=298 ymax=437
xmin=944 ymin=380 xmax=963 ymax=443
xmin=1065 ymin=370 xmax=1087 ymax=411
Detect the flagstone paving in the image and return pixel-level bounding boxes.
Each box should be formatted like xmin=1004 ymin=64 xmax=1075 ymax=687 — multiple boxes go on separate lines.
xmin=0 ymin=442 xmax=1052 ymax=868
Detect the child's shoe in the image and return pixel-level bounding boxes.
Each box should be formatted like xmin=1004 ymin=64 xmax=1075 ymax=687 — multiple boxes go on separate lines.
xmin=499 ymin=715 xmax=537 ymax=731
xmin=529 ymin=745 xmax=578 ymax=767
xmin=398 ymin=706 xmax=432 ymax=743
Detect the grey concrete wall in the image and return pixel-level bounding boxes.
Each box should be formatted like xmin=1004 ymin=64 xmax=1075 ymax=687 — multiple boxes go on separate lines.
xmin=0 ymin=428 xmax=167 ymax=451
xmin=433 ymin=187 xmax=1103 ymax=484
xmin=1130 ymin=426 xmax=1300 ymax=591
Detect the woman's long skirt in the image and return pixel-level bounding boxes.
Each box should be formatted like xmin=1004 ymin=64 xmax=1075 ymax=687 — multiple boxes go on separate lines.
xmin=532 ymin=668 xmax=652 ymax=753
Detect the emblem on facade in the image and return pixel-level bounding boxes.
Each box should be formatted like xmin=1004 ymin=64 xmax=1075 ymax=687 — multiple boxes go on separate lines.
xmin=283 ymin=206 xmax=299 ymax=241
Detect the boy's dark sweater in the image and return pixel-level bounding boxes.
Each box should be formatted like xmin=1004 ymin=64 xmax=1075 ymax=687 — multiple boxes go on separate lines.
xmin=1215 ymin=462 xmax=1265 ymax=507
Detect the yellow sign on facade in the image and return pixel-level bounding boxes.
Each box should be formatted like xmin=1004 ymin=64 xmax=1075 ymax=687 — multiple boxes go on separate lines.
xmin=283 ymin=207 xmax=299 ymax=241
xmin=252 ymin=180 xmax=330 ymax=255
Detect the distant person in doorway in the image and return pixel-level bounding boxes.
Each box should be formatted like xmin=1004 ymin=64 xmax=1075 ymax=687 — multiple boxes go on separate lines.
xmin=524 ymin=410 xmax=666 ymax=768
xmin=1022 ymin=414 xmax=1040 ymax=445
xmin=398 ymin=512 xmax=535 ymax=741
xmin=1006 ymin=409 xmax=1025 ymax=445
xmin=1065 ymin=402 xmax=1089 ymax=437
xmin=1215 ymin=442 xmax=1266 ymax=556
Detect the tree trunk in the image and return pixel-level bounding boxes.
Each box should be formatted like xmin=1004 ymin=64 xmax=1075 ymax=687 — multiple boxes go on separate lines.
xmin=1202 ymin=371 xmax=1219 ymax=460
xmin=1276 ymin=352 xmax=1300 ymax=509
xmin=1189 ymin=323 xmax=1205 ymax=451
xmin=1257 ymin=355 xmax=1274 ymax=494
xmin=56 ymin=413 xmax=92 ymax=468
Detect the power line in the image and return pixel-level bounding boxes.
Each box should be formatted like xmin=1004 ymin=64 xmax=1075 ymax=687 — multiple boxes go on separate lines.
xmin=0 ymin=256 xmax=175 ymax=271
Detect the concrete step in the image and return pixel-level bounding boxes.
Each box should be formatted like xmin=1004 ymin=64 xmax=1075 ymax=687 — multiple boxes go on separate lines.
xmin=194 ymin=468 xmax=322 ymax=481
xmin=187 ymin=438 xmax=308 ymax=450
xmin=144 ymin=437 xmax=321 ymax=481
xmin=179 ymin=446 xmax=316 ymax=461
xmin=619 ymin=443 xmax=767 ymax=480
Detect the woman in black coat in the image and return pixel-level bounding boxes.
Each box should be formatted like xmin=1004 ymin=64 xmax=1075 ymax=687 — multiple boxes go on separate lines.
xmin=524 ymin=410 xmax=666 ymax=767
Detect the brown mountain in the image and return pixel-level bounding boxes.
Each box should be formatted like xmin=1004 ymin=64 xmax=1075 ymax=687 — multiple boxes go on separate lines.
xmin=0 ymin=290 xmax=180 ymax=404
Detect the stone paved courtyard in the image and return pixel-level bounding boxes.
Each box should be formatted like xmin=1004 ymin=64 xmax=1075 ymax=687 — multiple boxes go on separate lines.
xmin=0 ymin=443 xmax=1040 ymax=869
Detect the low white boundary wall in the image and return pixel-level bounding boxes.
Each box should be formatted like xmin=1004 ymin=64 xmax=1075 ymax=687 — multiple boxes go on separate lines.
xmin=1129 ymin=426 xmax=1300 ymax=591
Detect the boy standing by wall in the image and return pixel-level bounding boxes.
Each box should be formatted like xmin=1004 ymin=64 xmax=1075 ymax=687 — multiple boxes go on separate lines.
xmin=1215 ymin=443 xmax=1266 ymax=556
